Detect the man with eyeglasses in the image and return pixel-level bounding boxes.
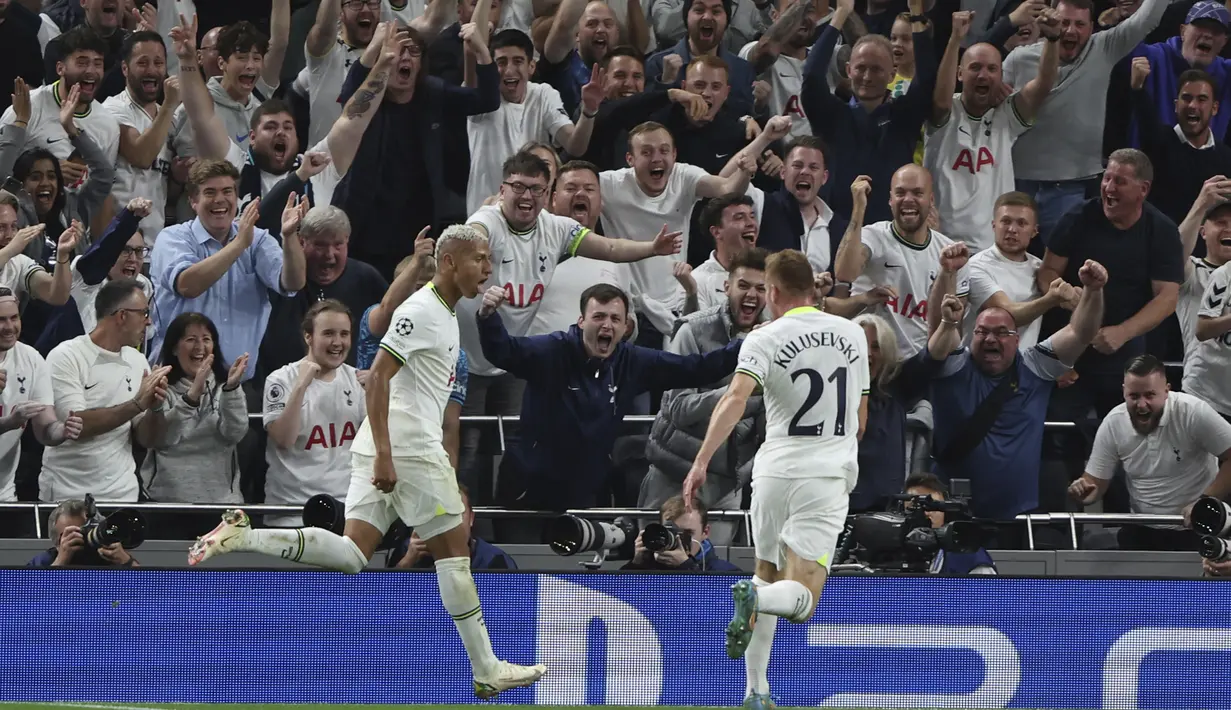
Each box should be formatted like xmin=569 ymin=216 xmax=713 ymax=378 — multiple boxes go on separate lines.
xmin=924 ymin=258 xmax=1107 ymax=547
xmin=43 ymin=278 xmax=168 ymax=503
xmin=35 ymin=198 xmax=155 ymax=357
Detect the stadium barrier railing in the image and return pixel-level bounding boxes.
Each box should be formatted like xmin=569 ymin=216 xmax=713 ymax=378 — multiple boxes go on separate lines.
xmin=0 ymin=500 xmax=1183 ymax=551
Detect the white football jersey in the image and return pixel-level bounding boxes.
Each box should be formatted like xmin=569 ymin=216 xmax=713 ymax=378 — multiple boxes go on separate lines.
xmin=103 ymin=90 xmax=173 ymax=245
xmin=0 ymin=254 xmax=44 ymax=301
xmin=302 ymin=37 xmax=366 ymax=147
xmin=0 ymin=81 xmax=120 ymax=169
xmin=0 ymin=343 xmax=53 ymax=501
xmin=382 ymin=0 xmax=425 ymax=23
xmin=923 ymin=95 xmax=1031 ymax=252
xmin=736 ymin=307 xmax=870 ymax=486
xmin=1180 ymin=256 xmax=1219 ymax=354
xmin=70 ymin=262 xmax=153 ymax=335
xmin=965 ymin=245 xmax=1042 ymax=347
xmin=852 ymin=221 xmax=971 ymax=358
xmin=599 ymin=164 xmax=708 ymax=312
xmin=1185 ymin=263 xmax=1231 ymax=416
xmin=738 ymin=42 xmax=810 ymax=139
xmin=262 ymin=362 xmax=366 ymax=510
xmin=457 ymin=204 xmax=590 ymax=375
xmin=529 ymin=256 xmax=633 ymax=335
xmin=465 ymin=83 xmax=574 ymax=214
xmin=352 ymin=282 xmax=459 ymax=457
xmin=43 ymin=335 xmax=149 ymax=502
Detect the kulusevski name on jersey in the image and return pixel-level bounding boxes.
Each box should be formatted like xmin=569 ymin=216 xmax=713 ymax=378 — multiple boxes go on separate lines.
xmin=770 ymin=329 xmax=862 ymax=369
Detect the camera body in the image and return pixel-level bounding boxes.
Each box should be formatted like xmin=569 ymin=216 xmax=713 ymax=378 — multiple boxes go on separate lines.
xmin=1191 ymin=496 xmax=1231 ymax=561
xmin=79 ymin=495 xmax=147 ymax=550
xmin=642 ymin=521 xmax=693 ymax=554
xmin=836 ymin=494 xmax=986 ymax=572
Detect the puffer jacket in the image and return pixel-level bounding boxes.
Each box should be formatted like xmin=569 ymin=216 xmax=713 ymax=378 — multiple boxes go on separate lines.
xmin=645 ymin=304 xmax=764 ymax=494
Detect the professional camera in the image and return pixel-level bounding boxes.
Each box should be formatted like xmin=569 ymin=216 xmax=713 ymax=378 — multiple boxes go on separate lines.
xmin=642 ymin=521 xmax=692 ymax=554
xmin=834 ymin=494 xmax=987 ymax=572
xmin=1191 ymin=496 xmax=1231 ymax=561
xmin=546 ymin=514 xmax=637 ymax=569
xmin=303 ymin=494 xmax=405 ymax=550
xmin=80 ymin=494 xmax=146 ymax=550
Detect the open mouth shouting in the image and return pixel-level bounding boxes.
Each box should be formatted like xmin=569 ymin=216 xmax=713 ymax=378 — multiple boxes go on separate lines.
xmin=1182 ymin=108 xmax=1204 ymax=133
xmin=324 ymin=343 xmax=347 ymax=362
xmin=593 ymin=329 xmax=615 ymax=355
xmin=647 ymin=165 xmax=667 ymax=185
xmin=34 ymin=188 xmax=54 ymax=212
xmin=569 ymin=195 xmax=591 ymax=222
xmin=736 ymin=295 xmax=760 ymax=324
xmin=272 ymin=136 xmax=290 ymax=166
xmin=501 ymin=76 xmax=522 ymax=96
xmin=238 ymin=71 xmax=259 ymax=91
xmin=75 ymin=77 xmax=98 ymax=101
xmin=511 ymin=194 xmax=536 ymax=221
xmin=897 ymin=204 xmax=922 ymax=227
xmin=1195 ymin=37 xmax=1215 ymax=56
xmin=740 ymin=227 xmax=756 ymax=246
xmin=697 ymin=20 xmax=717 ymax=44
xmin=972 ymin=80 xmax=992 ymax=99
xmin=793 ymin=178 xmax=813 ymax=199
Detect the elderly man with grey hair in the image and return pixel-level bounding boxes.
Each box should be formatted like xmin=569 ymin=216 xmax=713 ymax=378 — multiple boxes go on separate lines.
xmin=27 ymin=499 xmax=139 ymax=568
xmin=258 ymin=205 xmax=389 ymax=380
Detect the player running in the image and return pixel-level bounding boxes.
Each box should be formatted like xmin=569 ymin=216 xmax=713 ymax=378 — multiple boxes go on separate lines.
xmin=187 ymin=225 xmax=547 ymax=698
xmin=684 ymin=249 xmax=869 ymax=710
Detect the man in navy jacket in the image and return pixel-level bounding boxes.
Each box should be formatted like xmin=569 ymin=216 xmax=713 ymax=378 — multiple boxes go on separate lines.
xmin=477 ymin=282 xmax=741 ymax=520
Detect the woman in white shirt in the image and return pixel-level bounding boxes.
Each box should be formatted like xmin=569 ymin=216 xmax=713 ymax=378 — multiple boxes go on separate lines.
xmin=137 ymin=313 xmax=250 ymax=526
xmin=261 ymin=299 xmax=366 ymax=527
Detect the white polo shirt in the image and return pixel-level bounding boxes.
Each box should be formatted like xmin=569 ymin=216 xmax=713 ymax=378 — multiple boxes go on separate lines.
xmin=43 ymin=335 xmax=150 ymax=502
xmin=1087 ymin=392 xmax=1231 ymax=522
xmin=0 ymin=342 xmax=53 ymax=501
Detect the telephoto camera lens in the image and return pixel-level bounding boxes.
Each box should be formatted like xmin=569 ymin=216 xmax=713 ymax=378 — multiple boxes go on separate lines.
xmin=83 ymin=509 xmax=147 ymax=549
xmin=1190 ymin=496 xmax=1231 ymax=537
xmin=547 ymin=515 xmax=636 ymax=556
xmin=303 ymin=494 xmax=347 ymax=535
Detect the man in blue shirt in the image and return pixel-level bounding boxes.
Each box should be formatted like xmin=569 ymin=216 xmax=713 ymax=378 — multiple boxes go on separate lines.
xmin=149 ymin=160 xmax=307 ymax=382
xmin=925 ymin=249 xmax=1107 ymax=548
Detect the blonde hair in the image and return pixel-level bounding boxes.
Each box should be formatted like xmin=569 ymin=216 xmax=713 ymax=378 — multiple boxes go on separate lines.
xmin=852 ymin=313 xmax=901 ymax=390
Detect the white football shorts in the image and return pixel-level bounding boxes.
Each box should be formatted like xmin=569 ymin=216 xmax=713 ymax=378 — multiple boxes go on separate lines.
xmin=751 ymin=476 xmax=850 ymax=570
xmin=346 ymin=450 xmax=464 ymax=540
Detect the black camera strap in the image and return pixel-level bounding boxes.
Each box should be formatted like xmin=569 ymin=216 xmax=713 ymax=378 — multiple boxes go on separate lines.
xmin=932 ymin=358 xmax=1020 ymax=465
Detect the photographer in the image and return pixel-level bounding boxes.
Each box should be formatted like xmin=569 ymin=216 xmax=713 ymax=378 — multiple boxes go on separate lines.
xmin=621 ymin=495 xmax=740 ymax=572
xmin=905 ymin=474 xmax=996 ymax=575
xmin=27 ymin=499 xmax=139 ymax=568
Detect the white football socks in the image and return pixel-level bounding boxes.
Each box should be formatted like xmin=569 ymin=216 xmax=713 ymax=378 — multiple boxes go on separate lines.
xmin=745 ymin=576 xmax=778 ymax=697
xmin=240 ymin=527 xmax=368 ymax=573
xmin=756 ymin=579 xmax=814 ymax=623
xmin=436 ymin=556 xmax=500 ymax=678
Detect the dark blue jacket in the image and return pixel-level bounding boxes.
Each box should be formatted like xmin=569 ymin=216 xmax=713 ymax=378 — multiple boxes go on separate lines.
xmin=478 ymin=312 xmax=741 ymax=509
xmin=800 ymin=23 xmax=936 ymax=223
xmin=757 ymin=186 xmax=848 ymax=266
xmin=334 ymin=59 xmax=500 ymax=266
xmin=35 ymin=208 xmax=141 ymax=357
xmin=645 ymin=39 xmax=757 ymax=119
xmin=934 ymin=548 xmax=997 ymax=575
xmin=621 ymin=539 xmax=741 ymax=571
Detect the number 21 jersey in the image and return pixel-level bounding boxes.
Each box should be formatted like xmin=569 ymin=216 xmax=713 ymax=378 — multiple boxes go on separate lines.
xmin=735 ymin=307 xmax=870 ymax=484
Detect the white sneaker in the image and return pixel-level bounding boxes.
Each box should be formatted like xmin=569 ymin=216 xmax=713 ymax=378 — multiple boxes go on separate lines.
xmin=188 ymin=509 xmax=252 ymax=566
xmin=473 ymin=660 xmax=547 ymax=699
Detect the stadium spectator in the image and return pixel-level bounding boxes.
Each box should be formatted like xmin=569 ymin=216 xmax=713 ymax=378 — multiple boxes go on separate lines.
xmin=0 ymin=286 xmax=81 ymax=503
xmin=646 ymin=0 xmax=760 ymax=116
xmin=691 ymin=194 xmax=761 ymax=312
xmin=0 ymin=192 xmax=78 ymax=308
xmin=43 ymin=278 xmax=167 ymax=503
xmin=389 ymin=484 xmax=516 ymax=570
xmin=332 ymin=20 xmax=500 ymax=281
xmin=926 ymin=259 xmax=1107 ymax=547
xmin=0 ymin=0 xmax=45 ymax=116
xmin=964 ymin=192 xmax=1078 ymax=349
xmin=262 ymin=300 xmax=366 ymax=527
xmin=149 ymin=160 xmax=308 ymax=383
xmin=833 ymin=167 xmax=969 ymax=358
xmin=1069 ymin=355 xmax=1231 ymax=551
xmin=800 ymin=0 xmax=936 ymax=223
xmin=622 ymin=494 xmax=741 ymax=571
xmin=476 ymin=282 xmax=741 ymax=539
xmin=136 ymin=312 xmax=249 ymax=505
xmin=27 ymin=498 xmax=139 ymax=567
xmin=43 ymin=5 xmax=125 ymax=101
xmin=538 ymin=0 xmax=644 ymax=115
xmin=848 ymin=313 xmax=932 ymax=512
xmin=2 ymin=76 xmax=117 ymax=249
xmin=1175 ymin=177 xmax=1231 ymax=355
xmin=103 ymin=31 xmax=179 ymax=248
xmin=1189 ymin=258 xmax=1231 ymax=420
xmin=756 ymin=136 xmax=849 ymax=275
xmin=427 ymin=0 xmax=503 ymax=85
xmin=925 ymin=10 xmax=1059 ymax=252
xmin=1038 ymin=149 xmax=1182 ymax=491
xmin=904 ymin=473 xmax=997 ymax=574
xmin=738 ymin=0 xmax=824 ymax=140
xmin=34 ymin=199 xmax=151 ymax=356
xmin=641 ymin=247 xmax=768 ymax=545
xmin=301 ymin=0 xmax=383 ymax=147
xmin=1130 ymin=61 xmax=1231 ymax=228
xmin=260 ymin=206 xmax=388 ymax=377
xmin=1002 ymin=0 xmax=1168 ymax=236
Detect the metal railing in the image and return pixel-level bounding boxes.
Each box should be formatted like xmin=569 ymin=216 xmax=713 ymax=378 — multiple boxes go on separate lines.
xmin=0 ymin=501 xmax=1185 ymax=552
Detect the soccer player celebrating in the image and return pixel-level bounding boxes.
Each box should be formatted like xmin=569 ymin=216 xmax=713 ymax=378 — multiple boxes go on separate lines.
xmin=188 ymin=225 xmax=546 ymax=698
xmin=683 ymin=249 xmax=869 ymax=710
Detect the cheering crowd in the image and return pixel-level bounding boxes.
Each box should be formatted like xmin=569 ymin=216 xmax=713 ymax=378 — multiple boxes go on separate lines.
xmin=2 ymin=0 xmax=1231 ymax=561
